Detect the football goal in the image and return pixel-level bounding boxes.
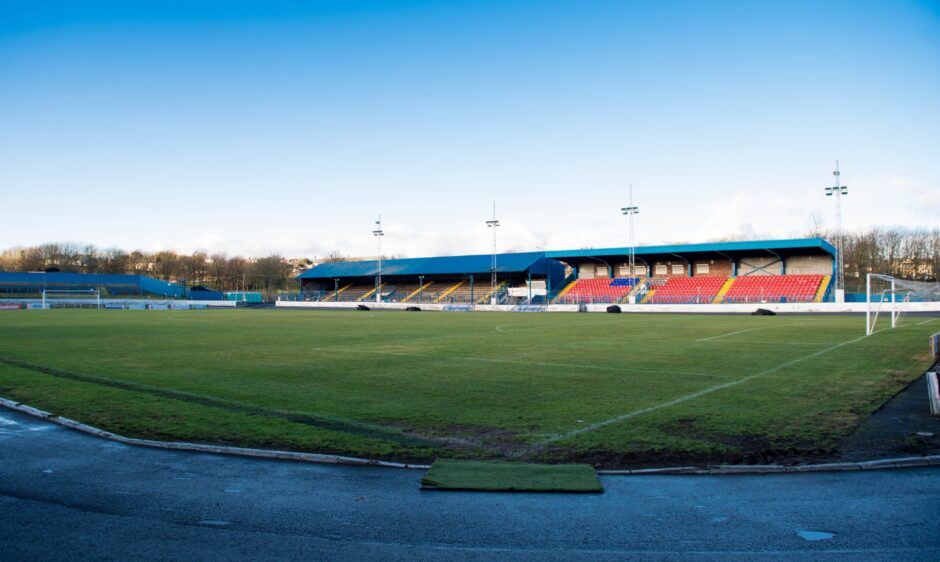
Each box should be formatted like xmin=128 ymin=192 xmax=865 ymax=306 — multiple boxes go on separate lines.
xmin=866 ymin=273 xmax=940 ymax=335
xmin=41 ymin=289 xmax=101 ymax=309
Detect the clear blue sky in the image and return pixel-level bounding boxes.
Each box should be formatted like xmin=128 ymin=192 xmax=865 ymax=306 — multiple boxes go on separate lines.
xmin=1 ymin=0 xmax=938 ymax=258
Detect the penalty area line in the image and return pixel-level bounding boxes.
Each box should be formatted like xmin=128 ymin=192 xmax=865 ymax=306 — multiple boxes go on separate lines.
xmin=310 ymin=347 xmax=715 ymax=377
xmin=695 ymin=324 xmax=795 ymax=342
xmin=537 ymin=332 xmax=871 ymax=446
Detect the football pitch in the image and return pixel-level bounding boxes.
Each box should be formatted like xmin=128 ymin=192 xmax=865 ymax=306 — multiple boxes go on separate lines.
xmin=0 ymin=309 xmax=937 ymax=467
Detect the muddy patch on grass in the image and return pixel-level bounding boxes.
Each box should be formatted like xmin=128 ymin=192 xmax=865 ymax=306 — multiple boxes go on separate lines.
xmin=426 ymin=424 xmax=533 ymax=457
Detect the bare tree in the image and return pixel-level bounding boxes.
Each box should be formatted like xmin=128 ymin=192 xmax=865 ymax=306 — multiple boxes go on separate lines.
xmin=806 ymin=213 xmax=826 ymax=238
xmin=153 ymin=251 xmax=179 ymax=281
xmin=322 ymin=250 xmax=348 ymax=263
xmin=100 ymin=248 xmax=130 ymax=274
xmin=250 ymin=254 xmax=292 ymax=295
xmin=208 ymin=253 xmax=228 ymax=288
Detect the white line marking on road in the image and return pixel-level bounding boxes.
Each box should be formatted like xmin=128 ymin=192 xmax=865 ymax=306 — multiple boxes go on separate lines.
xmin=537 ymin=332 xmax=871 ymax=445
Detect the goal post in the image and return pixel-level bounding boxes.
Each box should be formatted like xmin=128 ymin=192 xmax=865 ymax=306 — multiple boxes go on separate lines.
xmin=866 ymin=273 xmax=940 ymax=335
xmin=866 ymin=274 xmax=897 ymax=335
xmin=41 ymin=289 xmax=101 ymax=309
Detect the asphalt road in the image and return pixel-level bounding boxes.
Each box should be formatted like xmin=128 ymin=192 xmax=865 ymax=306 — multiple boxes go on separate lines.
xmin=2 ymin=408 xmax=939 ymax=561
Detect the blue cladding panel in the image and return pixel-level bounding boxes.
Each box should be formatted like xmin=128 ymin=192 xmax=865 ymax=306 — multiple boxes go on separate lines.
xmin=0 ymin=272 xmax=184 ymax=298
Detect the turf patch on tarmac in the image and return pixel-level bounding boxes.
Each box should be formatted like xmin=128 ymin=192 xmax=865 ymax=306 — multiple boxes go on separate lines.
xmin=421 ymin=460 xmax=603 ymax=492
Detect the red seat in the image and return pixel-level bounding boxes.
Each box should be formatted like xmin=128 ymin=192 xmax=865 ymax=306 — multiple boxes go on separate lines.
xmin=723 ymin=274 xmax=823 ymax=303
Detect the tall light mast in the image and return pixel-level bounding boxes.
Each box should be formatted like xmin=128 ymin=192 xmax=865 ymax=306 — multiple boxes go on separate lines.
xmin=486 ymin=202 xmax=500 ymax=304
xmin=825 ymin=161 xmax=848 ymax=300
xmin=372 ymin=215 xmax=384 ymax=303
xmin=621 ymin=185 xmax=639 ymax=277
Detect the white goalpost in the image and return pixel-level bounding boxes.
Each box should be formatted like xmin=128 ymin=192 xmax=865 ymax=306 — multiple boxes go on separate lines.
xmin=866 ymin=273 xmax=940 ymax=335
xmin=866 ymin=274 xmax=898 ymax=335
xmin=41 ymin=289 xmax=101 ymax=309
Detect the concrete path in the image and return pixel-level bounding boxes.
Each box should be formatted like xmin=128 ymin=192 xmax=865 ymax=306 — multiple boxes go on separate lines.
xmin=2 ymin=408 xmax=939 ymax=561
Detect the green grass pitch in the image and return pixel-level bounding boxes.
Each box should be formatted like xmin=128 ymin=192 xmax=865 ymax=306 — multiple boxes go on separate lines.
xmin=0 ymin=309 xmax=936 ymax=467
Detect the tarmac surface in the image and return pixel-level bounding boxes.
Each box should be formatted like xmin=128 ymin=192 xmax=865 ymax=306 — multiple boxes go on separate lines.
xmin=2 ymin=407 xmax=940 ymax=561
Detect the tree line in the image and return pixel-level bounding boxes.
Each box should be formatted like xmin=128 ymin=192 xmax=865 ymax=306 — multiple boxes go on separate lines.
xmin=835 ymin=227 xmax=939 ymax=290
xmin=0 ymin=244 xmax=299 ymax=294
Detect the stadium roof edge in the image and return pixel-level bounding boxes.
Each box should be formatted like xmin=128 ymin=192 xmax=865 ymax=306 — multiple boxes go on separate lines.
xmin=545 ymin=238 xmax=836 ymax=261
xmin=297 ymin=251 xmax=551 ymax=280
xmin=297 ymin=238 xmax=835 ymax=280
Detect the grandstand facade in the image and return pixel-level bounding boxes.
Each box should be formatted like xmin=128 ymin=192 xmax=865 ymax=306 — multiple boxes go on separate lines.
xmin=298 ymin=252 xmax=565 ymax=305
xmin=0 ymin=272 xmax=185 ymax=299
xmin=297 ymin=238 xmax=837 ymax=305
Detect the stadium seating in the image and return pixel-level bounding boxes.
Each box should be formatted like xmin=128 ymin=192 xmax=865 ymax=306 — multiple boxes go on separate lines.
xmin=555 ymin=278 xmax=639 ymax=303
xmin=722 ymin=274 xmax=824 ymax=303
xmin=475 ymin=280 xmax=510 ymax=303
xmin=646 ymin=276 xmax=728 ymax=304
xmin=323 ymin=283 xmax=373 ymax=301
xmin=435 ymin=280 xmax=502 ymax=303
xmin=382 ymin=283 xmax=430 ymax=302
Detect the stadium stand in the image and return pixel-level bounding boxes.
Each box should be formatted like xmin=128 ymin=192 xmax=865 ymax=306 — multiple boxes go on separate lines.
xmin=721 ymin=274 xmax=824 ymax=303
xmin=295 ymin=239 xmax=838 ymax=305
xmin=646 ymin=276 xmax=728 ymax=304
xmin=0 ymin=272 xmax=185 ymax=299
xmin=299 ymin=252 xmax=565 ymax=305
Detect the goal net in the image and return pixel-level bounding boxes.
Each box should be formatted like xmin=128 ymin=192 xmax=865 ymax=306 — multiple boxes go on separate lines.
xmin=866 ymin=274 xmax=940 ymax=335
xmin=41 ymin=289 xmax=101 ymax=309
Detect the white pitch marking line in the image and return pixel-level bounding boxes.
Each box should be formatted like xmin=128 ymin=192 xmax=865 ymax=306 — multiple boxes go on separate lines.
xmin=537 ymin=332 xmax=872 ymax=445
xmin=695 ymin=324 xmax=790 ymax=342
xmin=320 ymin=331 xmax=491 ymax=351
xmin=311 ymin=347 xmax=715 ymax=377
xmin=494 ymin=319 xmax=624 ymax=335
xmin=915 ymin=317 xmax=938 ymax=326
xmin=700 ymin=339 xmax=837 ymax=347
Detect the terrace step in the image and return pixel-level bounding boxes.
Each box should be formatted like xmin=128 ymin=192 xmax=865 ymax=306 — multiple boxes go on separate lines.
xmin=815 ymin=275 xmax=832 ymax=302
xmin=360 ymin=283 xmax=384 ymax=301
xmin=713 ymin=278 xmax=735 ymax=304
xmin=552 ymin=279 xmax=577 ymax=303
xmin=435 ymin=281 xmax=465 ymax=303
